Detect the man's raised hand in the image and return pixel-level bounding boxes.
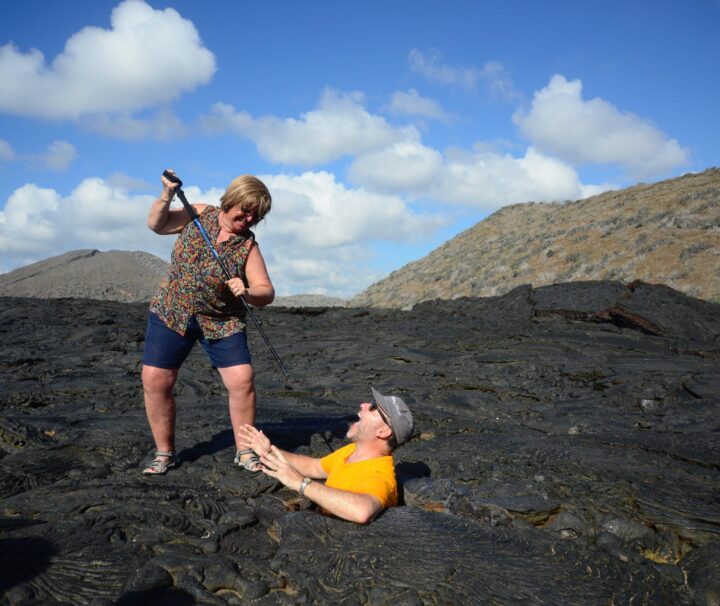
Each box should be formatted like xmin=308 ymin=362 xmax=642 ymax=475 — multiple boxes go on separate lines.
xmin=259 ymin=446 xmax=303 ymax=490
xmin=236 ymin=424 xmax=272 ymax=457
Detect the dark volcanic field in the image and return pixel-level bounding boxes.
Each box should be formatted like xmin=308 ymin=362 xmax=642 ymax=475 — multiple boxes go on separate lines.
xmin=1 ymin=281 xmax=719 ymax=605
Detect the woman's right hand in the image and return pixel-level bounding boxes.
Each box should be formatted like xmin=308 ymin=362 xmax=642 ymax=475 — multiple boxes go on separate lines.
xmin=160 ymin=168 xmax=180 ymax=202
xmin=149 ymin=169 xmax=199 ymax=233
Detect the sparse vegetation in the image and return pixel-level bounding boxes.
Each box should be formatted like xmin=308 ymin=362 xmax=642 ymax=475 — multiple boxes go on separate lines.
xmin=680 ymin=242 xmax=713 ymax=260
xmin=566 ymin=225 xmax=587 ymax=237
xmin=566 ymin=252 xmax=582 ymax=264
xmin=350 ymin=168 xmax=720 ymax=308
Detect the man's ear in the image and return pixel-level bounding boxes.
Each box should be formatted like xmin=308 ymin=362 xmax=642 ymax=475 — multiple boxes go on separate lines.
xmin=376 ymin=423 xmax=393 ymax=440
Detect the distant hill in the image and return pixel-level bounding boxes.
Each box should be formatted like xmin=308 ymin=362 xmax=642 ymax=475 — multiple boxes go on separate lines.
xmin=271 ymin=294 xmax=347 ymax=307
xmin=351 ymin=168 xmax=720 ymax=309
xmin=0 ymin=249 xmax=349 ymax=307
xmin=4 ymin=169 xmax=718 ymax=309
xmin=0 ymin=250 xmax=168 ymax=302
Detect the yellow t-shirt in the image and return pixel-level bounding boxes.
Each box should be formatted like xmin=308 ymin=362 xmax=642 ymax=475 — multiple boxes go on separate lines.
xmin=320 ymin=443 xmax=398 ymax=508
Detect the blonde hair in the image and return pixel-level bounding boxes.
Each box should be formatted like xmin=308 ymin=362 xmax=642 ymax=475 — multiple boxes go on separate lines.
xmin=220 ymin=175 xmax=272 ymax=222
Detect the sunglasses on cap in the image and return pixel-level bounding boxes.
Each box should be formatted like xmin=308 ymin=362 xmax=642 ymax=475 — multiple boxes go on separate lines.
xmin=369 ymin=399 xmax=392 ymax=433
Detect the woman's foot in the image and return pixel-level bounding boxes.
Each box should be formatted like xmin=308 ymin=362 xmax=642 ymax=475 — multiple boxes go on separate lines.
xmin=142 ymin=450 xmax=177 ymax=475
xmin=234 ymin=449 xmax=262 ymax=472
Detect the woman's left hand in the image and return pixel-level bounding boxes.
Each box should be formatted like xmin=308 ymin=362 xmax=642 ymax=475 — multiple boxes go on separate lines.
xmin=226 ymin=278 xmax=247 ymax=298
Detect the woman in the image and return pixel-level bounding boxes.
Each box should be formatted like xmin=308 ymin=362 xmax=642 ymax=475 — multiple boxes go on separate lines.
xmin=141 ymin=169 xmax=274 ymax=475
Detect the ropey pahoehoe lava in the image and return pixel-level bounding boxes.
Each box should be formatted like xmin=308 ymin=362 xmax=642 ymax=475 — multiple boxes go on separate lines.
xmin=1 ymin=280 xmax=719 ymax=604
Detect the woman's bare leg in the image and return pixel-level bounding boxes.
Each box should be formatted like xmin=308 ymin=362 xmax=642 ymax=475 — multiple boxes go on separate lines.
xmin=217 ymin=364 xmax=256 ymax=464
xmin=142 ymin=365 xmax=179 ymax=468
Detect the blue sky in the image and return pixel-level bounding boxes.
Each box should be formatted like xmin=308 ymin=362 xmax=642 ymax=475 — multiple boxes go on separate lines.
xmin=1 ymin=0 xmax=718 ymax=297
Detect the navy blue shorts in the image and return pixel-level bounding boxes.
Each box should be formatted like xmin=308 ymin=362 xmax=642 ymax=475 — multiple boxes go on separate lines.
xmin=142 ymin=313 xmax=252 ymax=369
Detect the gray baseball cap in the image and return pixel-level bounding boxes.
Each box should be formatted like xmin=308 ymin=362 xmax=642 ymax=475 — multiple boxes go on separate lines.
xmin=371 ymin=387 xmax=414 ymax=446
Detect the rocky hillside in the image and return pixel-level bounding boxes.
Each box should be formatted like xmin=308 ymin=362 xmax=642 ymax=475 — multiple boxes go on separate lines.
xmin=0 ymin=249 xmax=169 ymax=302
xmin=351 ymin=168 xmax=720 ymax=309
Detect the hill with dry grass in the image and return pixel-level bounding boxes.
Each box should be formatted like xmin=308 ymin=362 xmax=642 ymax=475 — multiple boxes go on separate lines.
xmin=351 ymin=168 xmax=720 ymax=309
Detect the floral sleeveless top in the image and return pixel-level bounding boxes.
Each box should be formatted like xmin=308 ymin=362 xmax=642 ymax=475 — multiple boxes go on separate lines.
xmin=149 ymin=206 xmax=255 ymax=338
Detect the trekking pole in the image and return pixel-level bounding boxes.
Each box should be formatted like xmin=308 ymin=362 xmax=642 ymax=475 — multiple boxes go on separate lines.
xmin=162 ymin=170 xmax=289 ymax=377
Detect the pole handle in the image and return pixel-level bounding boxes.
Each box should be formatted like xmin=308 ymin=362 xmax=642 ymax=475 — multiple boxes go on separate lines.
xmin=162 ymin=170 xmax=199 ymax=223
xmin=162 ymin=170 xmax=183 ymax=187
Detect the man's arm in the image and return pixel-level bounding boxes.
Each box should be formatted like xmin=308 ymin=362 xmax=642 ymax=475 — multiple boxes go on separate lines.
xmin=236 ymin=424 xmax=326 ymax=479
xmin=262 ymin=447 xmax=383 ymax=525
xmin=237 ymin=425 xmax=382 ymax=523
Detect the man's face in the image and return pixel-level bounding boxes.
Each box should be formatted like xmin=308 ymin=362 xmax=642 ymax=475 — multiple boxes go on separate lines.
xmin=347 ymin=402 xmax=390 ymax=442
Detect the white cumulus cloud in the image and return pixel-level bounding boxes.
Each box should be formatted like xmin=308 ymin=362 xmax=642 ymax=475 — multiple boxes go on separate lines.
xmin=348 ymin=140 xmax=607 ymax=208
xmin=0 ymin=139 xmax=16 ymax=161
xmin=0 ymin=172 xmax=446 ymax=298
xmin=409 ymin=49 xmax=519 ymax=100
xmin=260 ymin=171 xmax=437 ymax=247
xmin=254 ymin=171 xmax=445 ymax=295
xmin=29 ymin=140 xmax=78 ymax=170
xmin=0 ymin=0 xmax=215 ymax=120
xmin=389 ymin=89 xmax=449 ymax=121
xmin=83 ymin=108 xmax=188 ymax=140
xmin=199 ymin=88 xmax=417 ymax=165
xmin=348 ymin=141 xmax=444 ymax=191
xmin=0 ymin=180 xmax=171 ymax=267
xmin=409 ymin=48 xmax=479 ymax=90
xmin=513 ymin=74 xmax=689 ymax=177
xmin=0 ymin=139 xmax=77 ymax=170
xmin=438 ymin=146 xmax=600 ymax=206
xmin=0 ymin=185 xmax=62 ymax=254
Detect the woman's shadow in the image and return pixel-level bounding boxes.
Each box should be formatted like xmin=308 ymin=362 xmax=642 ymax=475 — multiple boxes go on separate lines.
xmin=177 ymin=413 xmax=356 ymax=464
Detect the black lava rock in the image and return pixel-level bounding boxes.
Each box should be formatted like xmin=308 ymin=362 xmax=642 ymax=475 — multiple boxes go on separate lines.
xmin=1 ymin=281 xmax=718 ymax=604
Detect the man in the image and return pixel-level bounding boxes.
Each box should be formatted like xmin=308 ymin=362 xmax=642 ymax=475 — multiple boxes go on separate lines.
xmin=236 ymin=388 xmax=414 ymax=524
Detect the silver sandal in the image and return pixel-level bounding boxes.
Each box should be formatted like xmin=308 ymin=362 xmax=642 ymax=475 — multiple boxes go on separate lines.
xmin=142 ymin=450 xmax=177 ymax=475
xmin=234 ymin=449 xmax=261 ymax=472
